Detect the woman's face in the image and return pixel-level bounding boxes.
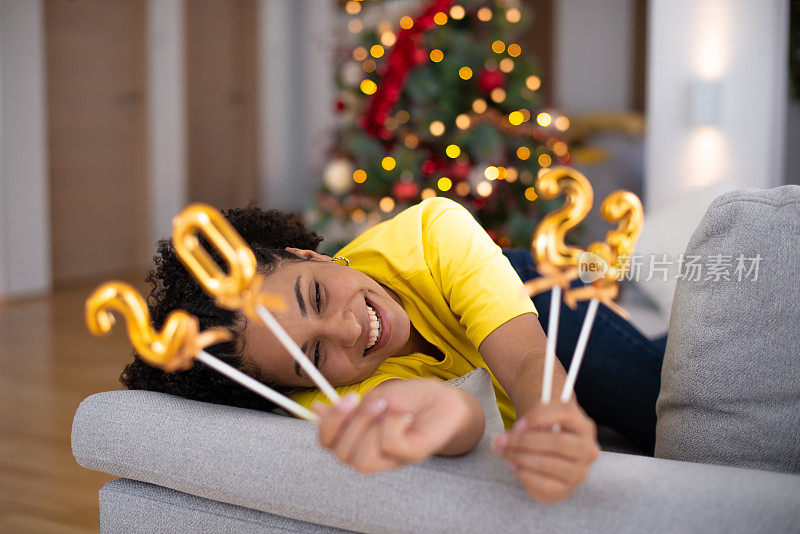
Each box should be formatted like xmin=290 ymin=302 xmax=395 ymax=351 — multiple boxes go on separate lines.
xmin=240 ymin=248 xmax=411 ymax=389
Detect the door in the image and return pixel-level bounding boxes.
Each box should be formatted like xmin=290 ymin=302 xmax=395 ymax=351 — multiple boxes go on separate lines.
xmin=186 ymin=0 xmax=258 ymax=209
xmin=46 ymin=0 xmax=148 ymax=285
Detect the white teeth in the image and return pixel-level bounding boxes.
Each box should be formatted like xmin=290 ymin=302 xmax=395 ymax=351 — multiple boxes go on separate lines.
xmin=365 ymin=303 xmax=382 ymax=350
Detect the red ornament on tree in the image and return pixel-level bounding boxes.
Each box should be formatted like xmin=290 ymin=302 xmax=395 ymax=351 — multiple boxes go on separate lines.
xmin=334 ymin=99 xmax=345 ymax=112
xmin=477 ymin=68 xmax=507 ymax=95
xmin=392 ymin=181 xmax=420 ymax=201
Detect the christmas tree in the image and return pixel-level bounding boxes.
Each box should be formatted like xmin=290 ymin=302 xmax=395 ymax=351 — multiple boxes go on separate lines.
xmin=313 ymin=0 xmax=572 ymax=254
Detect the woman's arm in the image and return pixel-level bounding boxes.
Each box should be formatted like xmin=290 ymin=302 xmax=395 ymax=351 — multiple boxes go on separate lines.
xmin=312 ymin=378 xmax=485 ymax=473
xmin=478 ymin=312 xmax=568 ymax=416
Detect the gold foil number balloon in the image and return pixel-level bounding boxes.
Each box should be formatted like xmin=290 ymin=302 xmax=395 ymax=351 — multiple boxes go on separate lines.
xmin=172 ymin=204 xmax=285 ymax=318
xmin=532 ymin=167 xmax=594 ymax=268
xmin=85 ymin=281 xmax=232 ymax=372
xmin=587 ymin=190 xmax=644 ymax=281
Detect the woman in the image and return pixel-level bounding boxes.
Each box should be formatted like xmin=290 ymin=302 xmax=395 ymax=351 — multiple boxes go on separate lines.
xmin=123 ymin=198 xmax=665 ymax=503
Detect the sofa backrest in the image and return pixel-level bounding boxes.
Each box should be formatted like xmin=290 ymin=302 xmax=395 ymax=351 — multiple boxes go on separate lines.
xmin=656 ymin=185 xmax=800 ymax=473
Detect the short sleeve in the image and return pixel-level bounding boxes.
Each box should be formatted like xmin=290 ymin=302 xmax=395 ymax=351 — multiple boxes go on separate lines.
xmin=289 ymin=373 xmax=399 ymax=410
xmin=288 ymin=355 xmax=438 ymax=411
xmin=421 ymin=199 xmax=537 ymax=349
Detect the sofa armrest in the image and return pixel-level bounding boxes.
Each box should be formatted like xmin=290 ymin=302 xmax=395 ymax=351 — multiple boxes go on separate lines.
xmin=72 ymin=388 xmax=800 ymax=533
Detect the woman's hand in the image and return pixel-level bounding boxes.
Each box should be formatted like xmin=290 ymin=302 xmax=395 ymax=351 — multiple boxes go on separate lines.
xmin=312 ymin=378 xmax=484 ymax=473
xmin=492 ymin=397 xmax=600 ymax=504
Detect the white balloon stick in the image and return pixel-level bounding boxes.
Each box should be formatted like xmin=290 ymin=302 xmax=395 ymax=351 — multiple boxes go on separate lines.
xmin=541 ymin=285 xmax=562 ymax=404
xmin=560 ymin=298 xmax=599 ymax=403
xmin=255 ymin=305 xmax=340 ymax=404
xmin=196 ymin=350 xmax=317 ymax=421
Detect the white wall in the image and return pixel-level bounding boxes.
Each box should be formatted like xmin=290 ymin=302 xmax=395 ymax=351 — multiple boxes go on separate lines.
xmin=258 ymin=0 xmax=336 ymax=210
xmin=0 ymin=0 xmax=50 ymax=299
xmin=645 ymin=0 xmax=789 ymax=209
xmin=147 ymin=0 xmax=186 ymax=243
xmin=554 ymin=0 xmax=634 ymax=113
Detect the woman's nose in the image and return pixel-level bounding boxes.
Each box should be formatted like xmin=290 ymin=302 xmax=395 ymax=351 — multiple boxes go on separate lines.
xmin=325 ymin=309 xmax=362 ymax=348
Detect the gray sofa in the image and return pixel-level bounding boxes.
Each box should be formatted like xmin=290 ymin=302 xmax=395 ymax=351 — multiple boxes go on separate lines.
xmin=72 ymin=187 xmax=800 ymax=533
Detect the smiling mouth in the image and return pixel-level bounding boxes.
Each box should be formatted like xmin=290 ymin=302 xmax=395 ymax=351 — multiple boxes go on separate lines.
xmin=363 ymin=298 xmax=389 ymax=358
xmin=364 ymin=302 xmax=382 ymax=351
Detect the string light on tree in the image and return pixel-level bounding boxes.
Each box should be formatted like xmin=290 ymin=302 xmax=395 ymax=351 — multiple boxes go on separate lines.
xmin=348 ymin=19 xmax=362 ymax=33
xmin=345 ymin=1 xmax=361 ymax=15
xmin=554 ymin=116 xmax=570 ymax=131
xmin=506 ymin=8 xmax=521 ymax=23
xmin=379 ymin=196 xmax=396 ymax=212
xmin=536 ymin=112 xmax=552 ymax=127
xmin=490 ymin=88 xmax=506 ymax=103
xmin=360 ymin=79 xmax=377 ymax=95
xmin=476 ymin=181 xmax=493 ymax=197
xmin=381 ymin=156 xmax=397 ymax=171
xmin=484 ymin=166 xmax=500 ymax=180
xmin=508 ymin=111 xmax=524 ymax=125
xmin=323 ymin=158 xmax=355 ymax=194
xmin=526 ymin=75 xmax=542 ymax=91
xmin=450 ymin=4 xmax=465 ymax=19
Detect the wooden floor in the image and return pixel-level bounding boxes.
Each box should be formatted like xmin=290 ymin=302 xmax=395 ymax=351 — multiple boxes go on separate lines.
xmin=0 ymin=281 xmax=146 ymax=533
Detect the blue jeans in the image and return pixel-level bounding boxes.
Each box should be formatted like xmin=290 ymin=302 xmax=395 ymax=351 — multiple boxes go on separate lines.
xmin=502 ymin=248 xmax=666 ymax=455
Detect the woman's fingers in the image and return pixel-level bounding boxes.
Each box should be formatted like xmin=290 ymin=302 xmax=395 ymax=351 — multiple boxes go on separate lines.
xmin=502 ymin=428 xmax=599 ymax=462
xmin=380 ymin=413 xmax=424 ymax=462
xmin=348 ymin=424 xmax=405 ymax=473
xmin=329 ymin=397 xmax=388 ymax=465
xmin=314 ymin=392 xmax=360 ymax=449
xmin=511 ymin=463 xmax=573 ymax=504
xmin=503 ymin=449 xmax=590 ymax=485
xmin=517 ymin=399 xmax=596 ymax=438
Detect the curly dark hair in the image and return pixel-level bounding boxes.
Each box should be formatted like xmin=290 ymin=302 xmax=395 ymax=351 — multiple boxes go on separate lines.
xmin=120 ymin=206 xmax=323 ymax=411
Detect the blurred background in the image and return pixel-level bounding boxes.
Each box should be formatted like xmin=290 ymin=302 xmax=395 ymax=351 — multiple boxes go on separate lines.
xmin=0 ymin=0 xmax=796 ymax=531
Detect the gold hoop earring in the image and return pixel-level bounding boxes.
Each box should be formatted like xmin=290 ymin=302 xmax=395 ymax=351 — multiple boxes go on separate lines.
xmin=332 ymin=256 xmax=350 ymax=267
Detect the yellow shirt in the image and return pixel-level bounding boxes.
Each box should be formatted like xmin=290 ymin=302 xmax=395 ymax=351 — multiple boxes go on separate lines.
xmin=290 ymin=197 xmax=537 ymax=428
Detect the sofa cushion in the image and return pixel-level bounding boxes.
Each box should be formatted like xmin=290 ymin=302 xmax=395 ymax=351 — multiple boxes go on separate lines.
xmin=445 ymin=367 xmax=504 ymax=440
xmin=655 ymin=186 xmax=800 ymax=473
xmin=100 ymin=478 xmax=346 ymax=533
xmin=72 ymin=388 xmax=800 ymax=533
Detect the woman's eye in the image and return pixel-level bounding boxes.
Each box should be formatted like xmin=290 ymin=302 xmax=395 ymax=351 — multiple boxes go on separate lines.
xmin=315 ymin=281 xmax=322 ymax=311
xmin=313 ymin=342 xmax=321 ymax=368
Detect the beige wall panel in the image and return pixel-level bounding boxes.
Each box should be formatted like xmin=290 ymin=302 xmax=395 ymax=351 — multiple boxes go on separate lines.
xmin=186 ymin=0 xmax=257 ymax=209
xmin=47 ymin=0 xmax=148 ymax=285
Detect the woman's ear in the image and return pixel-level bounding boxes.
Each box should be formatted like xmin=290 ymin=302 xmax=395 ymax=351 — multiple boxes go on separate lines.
xmin=284 ymin=247 xmax=331 ymax=262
